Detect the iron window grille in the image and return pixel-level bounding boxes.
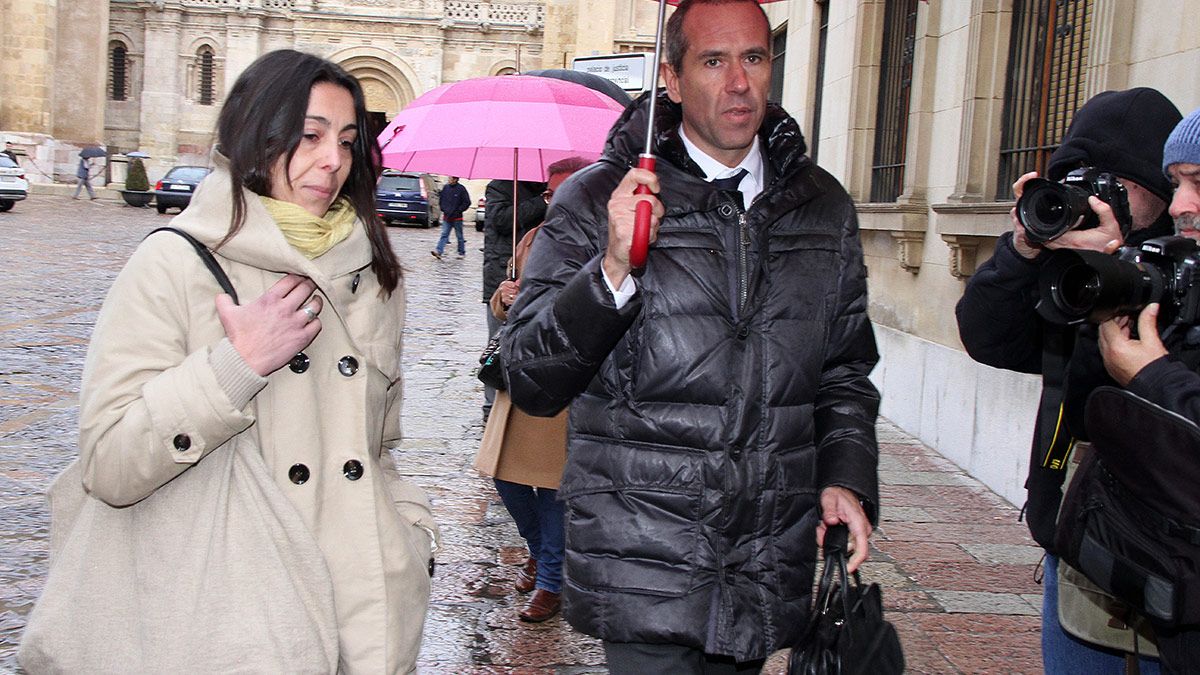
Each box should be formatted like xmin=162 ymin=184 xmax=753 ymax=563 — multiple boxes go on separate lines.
xmin=110 ymin=43 xmax=128 ymax=101
xmin=996 ymin=0 xmax=1091 ymax=200
xmin=869 ymin=0 xmax=919 ymax=203
xmin=810 ymin=0 xmax=829 ymax=164
xmin=769 ymin=24 xmax=787 ymax=105
xmin=198 ymin=48 xmax=216 ymax=106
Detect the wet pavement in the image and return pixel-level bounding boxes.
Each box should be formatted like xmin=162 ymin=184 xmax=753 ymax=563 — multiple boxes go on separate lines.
xmin=0 ymin=195 xmax=1042 ymax=673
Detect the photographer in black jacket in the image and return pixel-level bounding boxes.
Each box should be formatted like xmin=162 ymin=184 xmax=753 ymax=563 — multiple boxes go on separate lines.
xmin=956 ymin=88 xmax=1181 ymax=671
xmin=1094 ymin=107 xmax=1200 ymax=672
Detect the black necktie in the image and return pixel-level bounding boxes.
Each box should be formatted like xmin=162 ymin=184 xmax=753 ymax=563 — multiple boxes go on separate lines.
xmin=711 ymin=169 xmax=748 ymax=209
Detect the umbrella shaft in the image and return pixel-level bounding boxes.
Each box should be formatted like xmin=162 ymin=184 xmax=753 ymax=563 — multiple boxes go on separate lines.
xmin=643 ymin=0 xmax=669 ymax=153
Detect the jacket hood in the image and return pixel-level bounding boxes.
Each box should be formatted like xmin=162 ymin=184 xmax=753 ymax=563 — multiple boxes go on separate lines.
xmin=172 ymin=152 xmax=373 ymax=283
xmin=602 ymin=89 xmax=810 ymax=182
xmin=1047 ymin=88 xmax=1181 ymax=202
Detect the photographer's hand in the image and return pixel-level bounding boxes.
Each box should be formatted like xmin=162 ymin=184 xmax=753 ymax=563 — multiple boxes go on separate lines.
xmin=1010 ymin=172 xmax=1044 ymax=259
xmin=1048 ymin=195 xmax=1124 ymax=254
xmin=1099 ymin=303 xmax=1168 ymax=386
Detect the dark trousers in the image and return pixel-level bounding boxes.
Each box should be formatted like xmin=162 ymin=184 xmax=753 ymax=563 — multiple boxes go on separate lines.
xmin=492 ymin=478 xmax=564 ymax=593
xmin=603 ymin=642 xmax=764 ymax=675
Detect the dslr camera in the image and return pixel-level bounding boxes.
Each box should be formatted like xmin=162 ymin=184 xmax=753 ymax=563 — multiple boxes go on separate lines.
xmin=1037 ymin=236 xmax=1200 ymax=326
xmin=1016 ymin=167 xmax=1133 ymax=244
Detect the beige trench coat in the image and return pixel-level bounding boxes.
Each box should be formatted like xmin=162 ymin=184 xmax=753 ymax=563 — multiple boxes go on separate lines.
xmin=474 ymin=226 xmax=567 ymax=489
xmin=69 ymin=157 xmax=437 ymax=673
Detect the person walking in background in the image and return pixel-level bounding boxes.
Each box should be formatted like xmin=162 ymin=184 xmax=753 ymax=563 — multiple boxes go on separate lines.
xmin=474 ymin=156 xmax=589 ymax=624
xmin=480 ymin=177 xmax=546 ymax=422
xmin=2 ymin=141 xmax=18 ymax=164
xmin=432 ymin=175 xmax=471 ymax=259
xmin=503 ymin=1 xmax=880 ymax=671
xmin=73 ymin=154 xmax=96 ymax=200
xmin=19 ymin=49 xmax=438 ymax=673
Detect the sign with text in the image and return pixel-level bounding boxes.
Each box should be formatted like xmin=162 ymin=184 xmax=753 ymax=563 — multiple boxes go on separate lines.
xmin=572 ymin=53 xmax=653 ymax=93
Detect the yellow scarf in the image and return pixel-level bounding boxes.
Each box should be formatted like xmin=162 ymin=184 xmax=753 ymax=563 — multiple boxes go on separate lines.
xmin=260 ymin=195 xmax=357 ymax=259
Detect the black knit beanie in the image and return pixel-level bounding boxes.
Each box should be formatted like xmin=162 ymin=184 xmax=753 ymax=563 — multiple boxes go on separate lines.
xmin=1046 ymin=87 xmax=1181 ymax=203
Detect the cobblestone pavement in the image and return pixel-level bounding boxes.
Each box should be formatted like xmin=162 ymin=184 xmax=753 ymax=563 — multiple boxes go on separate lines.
xmin=0 ymin=195 xmax=1042 ymax=673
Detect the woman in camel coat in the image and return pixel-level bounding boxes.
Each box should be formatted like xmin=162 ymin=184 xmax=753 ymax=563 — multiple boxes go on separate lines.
xmin=20 ymin=51 xmax=437 ymax=674
xmin=474 ymin=158 xmax=586 ymax=623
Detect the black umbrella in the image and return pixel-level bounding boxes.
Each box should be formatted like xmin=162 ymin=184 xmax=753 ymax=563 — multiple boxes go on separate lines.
xmin=523 ymin=68 xmax=633 ymax=107
xmin=79 ymin=146 xmax=106 ymax=159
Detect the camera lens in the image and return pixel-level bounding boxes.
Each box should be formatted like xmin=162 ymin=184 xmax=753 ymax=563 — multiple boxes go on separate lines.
xmin=1037 ymin=248 xmax=1164 ymax=324
xmin=1054 ymin=264 xmax=1101 ymax=315
xmin=1016 ymin=178 xmax=1095 ymax=244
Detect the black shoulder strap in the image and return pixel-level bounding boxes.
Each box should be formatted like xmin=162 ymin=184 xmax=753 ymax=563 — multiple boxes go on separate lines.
xmin=145 ymin=227 xmax=239 ymax=305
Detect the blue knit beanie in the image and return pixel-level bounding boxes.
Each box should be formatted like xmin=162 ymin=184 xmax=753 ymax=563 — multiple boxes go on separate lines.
xmin=1163 ymin=107 xmax=1200 ymax=174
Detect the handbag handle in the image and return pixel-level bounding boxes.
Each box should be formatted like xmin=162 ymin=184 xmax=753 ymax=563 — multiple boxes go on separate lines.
xmin=814 ymin=525 xmax=853 ymax=619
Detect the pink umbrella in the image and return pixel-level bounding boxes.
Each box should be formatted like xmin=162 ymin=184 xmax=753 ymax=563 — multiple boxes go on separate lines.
xmin=378 ymin=75 xmax=626 ymax=275
xmin=377 ymin=75 xmax=626 ymax=183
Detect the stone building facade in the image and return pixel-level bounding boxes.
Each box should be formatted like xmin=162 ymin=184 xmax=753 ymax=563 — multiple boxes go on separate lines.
xmin=762 ymin=0 xmax=1200 ymax=506
xmin=1 ymin=0 xmax=661 ymax=182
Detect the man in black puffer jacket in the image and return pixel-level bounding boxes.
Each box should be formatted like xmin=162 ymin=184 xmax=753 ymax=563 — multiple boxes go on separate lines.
xmin=503 ymin=1 xmax=879 ymax=671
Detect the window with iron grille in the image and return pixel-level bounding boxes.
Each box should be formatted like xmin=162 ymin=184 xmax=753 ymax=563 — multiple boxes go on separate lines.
xmin=810 ymin=0 xmax=828 ymax=164
xmin=769 ymin=24 xmax=787 ymax=105
xmin=996 ymin=0 xmax=1090 ymax=200
xmin=869 ymin=0 xmax=919 ymax=203
xmin=198 ymin=47 xmax=215 ymax=106
xmin=110 ymin=43 xmax=128 ymax=101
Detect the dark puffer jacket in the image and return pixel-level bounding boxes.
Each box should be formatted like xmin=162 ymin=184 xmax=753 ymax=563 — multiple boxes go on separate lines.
xmin=503 ymin=91 xmax=880 ymax=661
xmin=482 ymin=179 xmax=546 ymax=302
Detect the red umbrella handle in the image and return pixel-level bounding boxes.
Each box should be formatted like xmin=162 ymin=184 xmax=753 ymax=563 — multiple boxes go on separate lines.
xmin=630 ymin=154 xmax=656 ymax=270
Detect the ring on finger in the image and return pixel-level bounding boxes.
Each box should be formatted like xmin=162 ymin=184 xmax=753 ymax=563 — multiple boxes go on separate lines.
xmin=302 ymin=304 xmax=317 ymax=322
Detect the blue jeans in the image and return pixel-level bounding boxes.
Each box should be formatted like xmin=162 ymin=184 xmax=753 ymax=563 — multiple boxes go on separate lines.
xmin=1043 ymin=555 xmax=1161 ymax=674
xmin=435 ymin=217 xmax=465 ymax=255
xmin=493 ymin=478 xmax=564 ymax=593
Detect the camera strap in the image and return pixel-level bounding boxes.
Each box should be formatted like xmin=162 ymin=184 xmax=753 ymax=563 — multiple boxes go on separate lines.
xmin=1037 ymin=328 xmax=1076 ymax=472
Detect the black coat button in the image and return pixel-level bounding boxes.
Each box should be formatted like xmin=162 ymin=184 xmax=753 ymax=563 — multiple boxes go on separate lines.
xmin=343 ymin=459 xmax=364 ymax=481
xmin=289 ymin=352 xmax=310 ymax=374
xmin=172 ymin=434 xmax=191 ymax=451
xmin=351 ymin=273 xmax=361 ymax=293
xmin=730 ymin=447 xmax=742 ymax=461
xmin=338 ymin=356 xmax=359 ymax=377
xmin=288 ymin=463 xmax=310 ymax=485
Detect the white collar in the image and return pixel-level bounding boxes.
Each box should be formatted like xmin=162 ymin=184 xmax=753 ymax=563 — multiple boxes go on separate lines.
xmin=678 ymin=126 xmax=764 ymax=199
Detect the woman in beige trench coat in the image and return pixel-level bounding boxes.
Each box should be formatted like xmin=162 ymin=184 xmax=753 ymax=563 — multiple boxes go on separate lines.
xmin=474 ymin=158 xmax=588 ymax=623
xmin=19 ymin=51 xmax=437 ymax=674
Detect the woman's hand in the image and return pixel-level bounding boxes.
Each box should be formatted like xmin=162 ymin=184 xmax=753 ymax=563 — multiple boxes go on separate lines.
xmin=497 ymin=279 xmax=520 ymax=308
xmin=216 ymin=274 xmax=323 ymax=376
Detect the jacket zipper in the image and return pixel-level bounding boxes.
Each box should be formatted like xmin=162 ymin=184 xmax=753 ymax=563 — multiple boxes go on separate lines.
xmin=737 ymin=210 xmax=749 ymax=314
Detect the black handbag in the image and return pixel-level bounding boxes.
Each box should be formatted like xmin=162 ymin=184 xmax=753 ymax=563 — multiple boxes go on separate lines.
xmin=476 ymin=333 xmax=506 ymax=391
xmin=789 ymin=525 xmax=904 ymax=675
xmin=1055 ymin=386 xmax=1200 ymax=627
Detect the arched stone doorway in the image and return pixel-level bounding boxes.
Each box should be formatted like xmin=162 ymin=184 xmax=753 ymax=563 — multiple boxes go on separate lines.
xmin=329 ymin=47 xmax=419 ymax=141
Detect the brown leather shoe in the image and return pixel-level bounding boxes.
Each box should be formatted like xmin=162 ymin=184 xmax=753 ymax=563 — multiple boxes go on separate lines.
xmin=518 ymin=589 xmax=561 ymax=622
xmin=515 ymin=557 xmax=537 ymax=594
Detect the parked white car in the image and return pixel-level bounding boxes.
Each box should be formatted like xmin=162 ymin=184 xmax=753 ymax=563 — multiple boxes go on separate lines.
xmin=0 ymin=155 xmax=28 ymax=212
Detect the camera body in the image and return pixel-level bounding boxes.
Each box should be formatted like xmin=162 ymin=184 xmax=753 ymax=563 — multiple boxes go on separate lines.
xmin=1016 ymin=167 xmax=1133 ymax=244
xmin=1037 ymin=236 xmax=1200 ymax=325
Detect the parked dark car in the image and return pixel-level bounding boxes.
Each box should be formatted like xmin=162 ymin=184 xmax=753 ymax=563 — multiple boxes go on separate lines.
xmin=376 ymin=171 xmax=440 ymax=227
xmin=154 ymin=165 xmax=211 ymax=214
xmin=0 ymin=155 xmax=29 ymax=212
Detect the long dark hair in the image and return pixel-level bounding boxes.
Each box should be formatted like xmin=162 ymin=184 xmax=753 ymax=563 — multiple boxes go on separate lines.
xmin=215 ymin=49 xmax=401 ymax=294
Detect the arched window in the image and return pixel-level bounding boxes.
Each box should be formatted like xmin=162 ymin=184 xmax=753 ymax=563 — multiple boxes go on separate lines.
xmin=198 ymin=47 xmax=216 ymax=106
xmin=110 ymin=42 xmax=128 ymax=101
